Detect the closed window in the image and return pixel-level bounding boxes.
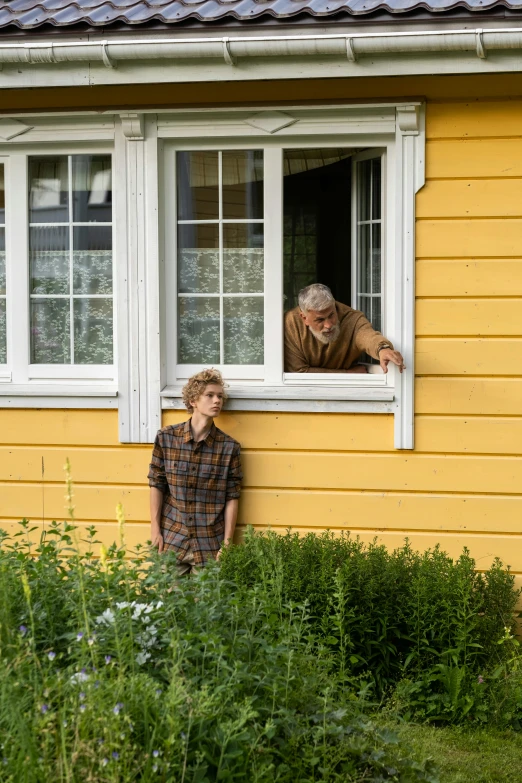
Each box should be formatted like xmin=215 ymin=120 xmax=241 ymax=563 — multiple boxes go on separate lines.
xmin=28 ymin=155 xmax=113 ymax=366
xmin=0 ymin=164 xmax=5 ymax=365
xmin=1 ymin=149 xmax=115 ymax=388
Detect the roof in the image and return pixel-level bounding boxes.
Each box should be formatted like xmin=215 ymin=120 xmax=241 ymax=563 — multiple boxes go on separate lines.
xmin=0 ymin=0 xmax=521 ymax=30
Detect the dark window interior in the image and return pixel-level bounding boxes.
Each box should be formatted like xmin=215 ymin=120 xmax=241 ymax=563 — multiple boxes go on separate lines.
xmin=283 ymin=150 xmax=358 ymax=312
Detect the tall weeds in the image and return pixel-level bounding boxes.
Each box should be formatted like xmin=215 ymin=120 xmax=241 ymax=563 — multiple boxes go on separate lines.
xmin=220 ymin=528 xmax=521 ymax=720
xmin=0 ymin=521 xmax=439 ymax=783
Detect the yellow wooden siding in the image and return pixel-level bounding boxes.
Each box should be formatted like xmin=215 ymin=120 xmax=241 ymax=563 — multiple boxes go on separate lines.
xmin=1 ymin=90 xmax=522 ymax=591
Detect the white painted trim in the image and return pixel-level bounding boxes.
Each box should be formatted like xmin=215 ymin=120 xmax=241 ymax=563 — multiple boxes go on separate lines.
xmin=27 ymin=365 xmax=114 ymax=380
xmin=0 ymin=384 xmax=117 ymax=396
xmin=0 ymin=118 xmax=114 ymax=145
xmin=283 ymin=372 xmax=388 ymax=386
xmin=392 ymin=104 xmax=425 ymax=449
xmin=6 ymin=154 xmax=30 ymax=385
xmin=1 ymin=29 xmax=522 ymax=91
xmin=115 ymin=114 xmax=162 ymax=443
xmin=162 ymin=396 xmax=394 ymax=414
xmin=176 ymin=365 xmax=265 ymax=381
xmin=161 ymin=383 xmax=394 ymax=402
xmin=263 ymin=147 xmax=284 ymax=385
xmin=0 ymin=396 xmax=117 ymax=409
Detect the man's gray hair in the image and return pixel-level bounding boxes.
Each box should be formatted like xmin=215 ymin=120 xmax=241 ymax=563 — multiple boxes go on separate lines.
xmin=298 ymin=283 xmax=335 ymax=313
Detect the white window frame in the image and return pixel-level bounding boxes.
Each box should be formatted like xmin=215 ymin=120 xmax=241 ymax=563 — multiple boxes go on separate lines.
xmin=0 ymin=156 xmax=7 ymax=382
xmin=158 ymin=103 xmax=425 ymax=448
xmin=0 ymin=137 xmax=118 ymax=400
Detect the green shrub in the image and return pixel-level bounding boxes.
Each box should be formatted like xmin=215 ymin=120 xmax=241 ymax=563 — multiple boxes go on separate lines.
xmin=0 ymin=520 xmax=439 ymax=783
xmin=219 ymin=528 xmax=521 ymax=723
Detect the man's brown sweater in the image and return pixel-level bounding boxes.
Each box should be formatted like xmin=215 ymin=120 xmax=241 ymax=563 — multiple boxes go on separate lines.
xmin=284 ymin=301 xmax=392 ymax=373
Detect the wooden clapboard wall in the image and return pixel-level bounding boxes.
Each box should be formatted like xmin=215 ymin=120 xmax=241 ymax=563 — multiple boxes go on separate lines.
xmin=1 ymin=90 xmax=521 ymax=593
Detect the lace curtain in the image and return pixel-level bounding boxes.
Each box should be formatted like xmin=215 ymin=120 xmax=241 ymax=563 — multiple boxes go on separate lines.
xmin=177 ymin=150 xmax=264 ymax=366
xmin=28 ymin=155 xmax=113 ymax=365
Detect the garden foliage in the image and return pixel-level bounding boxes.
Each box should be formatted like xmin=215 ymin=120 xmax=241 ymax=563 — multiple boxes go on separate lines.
xmin=219 ymin=528 xmax=522 ymax=724
xmin=0 ymin=519 xmax=438 ymax=783
xmin=0 ymin=517 xmax=520 ymax=783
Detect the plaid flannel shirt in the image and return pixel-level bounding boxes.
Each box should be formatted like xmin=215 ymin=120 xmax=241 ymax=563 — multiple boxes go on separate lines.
xmin=148 ymin=419 xmax=242 ymax=563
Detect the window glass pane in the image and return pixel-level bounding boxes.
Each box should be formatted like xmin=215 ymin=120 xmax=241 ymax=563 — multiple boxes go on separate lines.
xmin=372 ymin=159 xmax=381 ymax=220
xmin=178 ymin=296 xmax=220 ymax=364
xmin=29 ymin=154 xmax=113 ymax=366
xmin=0 ymin=163 xmax=5 ymax=222
xmin=373 ymin=298 xmax=382 ymax=335
xmin=358 ymin=223 xmax=371 ymax=294
xmin=29 ymin=157 xmax=68 ymax=223
xmin=224 ymin=297 xmax=264 ymax=365
xmin=358 ymin=159 xmax=371 ymax=222
xmin=73 ymin=226 xmax=112 ymax=295
xmin=30 ymin=227 xmax=69 ymax=295
xmin=223 ymin=223 xmax=264 ymax=294
xmin=72 ymin=155 xmax=112 ymax=223
xmin=0 ymin=299 xmax=5 ymax=364
xmin=222 ymin=150 xmax=263 ymax=220
xmin=178 ymin=224 xmax=219 ymax=294
xmin=358 ymin=295 xmax=372 ymax=328
xmin=31 ymin=299 xmax=70 ymax=364
xmin=177 ymin=152 xmax=218 ymax=221
xmin=0 ymin=227 xmax=5 ymax=295
xmin=372 ymin=224 xmax=381 ymax=294
xmin=74 ymin=299 xmax=113 ymax=364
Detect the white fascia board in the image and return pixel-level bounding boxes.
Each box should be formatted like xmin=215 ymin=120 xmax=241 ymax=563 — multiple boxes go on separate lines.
xmin=0 ymin=28 xmax=522 ymax=88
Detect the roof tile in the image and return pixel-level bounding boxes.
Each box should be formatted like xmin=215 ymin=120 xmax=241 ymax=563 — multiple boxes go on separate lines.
xmin=0 ymin=0 xmax=521 ymax=29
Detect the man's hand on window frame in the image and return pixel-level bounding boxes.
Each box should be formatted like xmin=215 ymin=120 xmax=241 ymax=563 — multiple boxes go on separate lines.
xmin=378 ymin=348 xmax=406 ymax=374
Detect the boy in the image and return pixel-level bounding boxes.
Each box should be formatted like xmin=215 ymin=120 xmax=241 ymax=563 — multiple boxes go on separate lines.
xmin=148 ymin=369 xmax=242 ymax=575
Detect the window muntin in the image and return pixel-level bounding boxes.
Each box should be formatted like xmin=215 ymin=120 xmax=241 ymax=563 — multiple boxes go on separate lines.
xmin=0 ymin=164 xmax=5 ymax=364
xmin=28 ymin=155 xmax=113 ymax=365
xmin=176 ymin=150 xmax=264 ymax=368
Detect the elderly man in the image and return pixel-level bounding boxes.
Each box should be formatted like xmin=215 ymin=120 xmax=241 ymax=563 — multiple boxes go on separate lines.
xmin=284 ymin=283 xmax=405 ymax=374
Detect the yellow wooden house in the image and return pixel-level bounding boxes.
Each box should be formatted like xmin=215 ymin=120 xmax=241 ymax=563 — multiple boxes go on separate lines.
xmin=0 ymin=0 xmax=521 ymax=591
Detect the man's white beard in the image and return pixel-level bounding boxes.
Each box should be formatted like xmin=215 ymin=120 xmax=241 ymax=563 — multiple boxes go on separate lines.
xmin=310 ymin=323 xmax=340 ymax=345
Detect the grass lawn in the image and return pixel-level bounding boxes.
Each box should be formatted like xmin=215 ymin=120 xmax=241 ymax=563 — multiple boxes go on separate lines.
xmin=386 ymin=722 xmax=522 ymax=782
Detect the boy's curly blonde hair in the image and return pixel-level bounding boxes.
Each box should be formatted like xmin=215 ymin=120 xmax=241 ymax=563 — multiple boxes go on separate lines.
xmin=182 ymin=368 xmax=228 ymax=414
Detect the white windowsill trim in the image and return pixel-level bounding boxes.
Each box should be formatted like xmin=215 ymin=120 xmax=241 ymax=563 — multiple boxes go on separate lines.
xmin=0 ymin=384 xmax=117 ymax=397
xmin=0 ymin=396 xmax=118 ymax=409
xmin=28 ymin=365 xmax=115 ymax=381
xmin=162 ymin=383 xmax=394 ymax=403
xmin=162 ymin=396 xmax=393 ymax=414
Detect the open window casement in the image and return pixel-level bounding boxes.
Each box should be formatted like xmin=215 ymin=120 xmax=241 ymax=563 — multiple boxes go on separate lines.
xmin=284 ymin=146 xmax=388 ymax=385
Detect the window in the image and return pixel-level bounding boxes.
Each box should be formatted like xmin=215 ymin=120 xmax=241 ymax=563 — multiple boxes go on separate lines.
xmin=1 ymin=150 xmax=115 ymax=389
xmin=175 ymin=150 xmax=264 ymax=373
xmin=167 ymin=145 xmax=388 ymax=385
xmin=0 ymin=164 xmax=5 ymax=366
xmin=160 ymin=103 xmax=423 ymax=448
xmin=28 ymin=155 xmax=113 ymax=367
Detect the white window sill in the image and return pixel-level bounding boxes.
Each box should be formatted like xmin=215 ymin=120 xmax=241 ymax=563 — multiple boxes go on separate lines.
xmin=28 ymin=365 xmax=115 ymax=381
xmin=161 ymin=382 xmax=394 ymax=413
xmin=0 ymin=383 xmax=118 ymax=408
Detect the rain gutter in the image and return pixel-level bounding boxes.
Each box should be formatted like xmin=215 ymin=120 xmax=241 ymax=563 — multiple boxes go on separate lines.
xmin=0 ymin=26 xmax=520 ymax=67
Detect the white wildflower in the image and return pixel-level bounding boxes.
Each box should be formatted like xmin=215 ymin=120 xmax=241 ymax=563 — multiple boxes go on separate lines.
xmin=95 ymin=608 xmax=115 ymax=626
xmin=69 ymin=671 xmax=90 ymax=684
